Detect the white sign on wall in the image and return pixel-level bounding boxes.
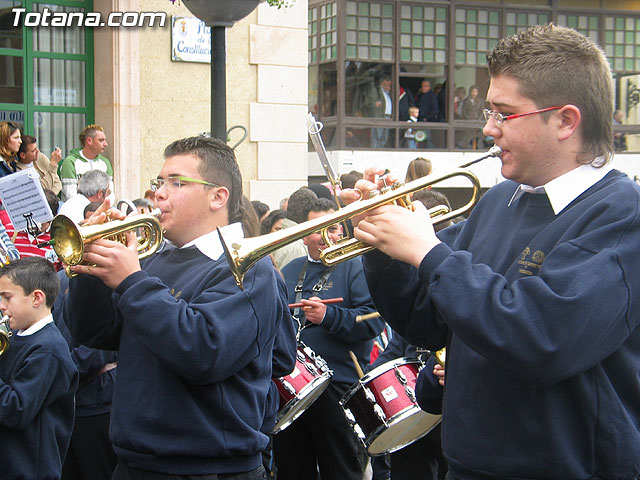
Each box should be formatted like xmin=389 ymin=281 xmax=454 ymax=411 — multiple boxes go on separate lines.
xmin=171 ymin=16 xmax=211 ymax=64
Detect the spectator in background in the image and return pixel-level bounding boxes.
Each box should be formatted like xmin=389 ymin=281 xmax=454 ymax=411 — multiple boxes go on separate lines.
xmin=404 ymin=106 xmax=421 ymax=149
xmin=0 ymin=121 xmax=20 ymax=177
xmin=59 ymin=124 xmax=114 ymax=202
xmin=0 ymin=208 xmax=20 ymax=263
xmin=406 ymin=157 xmax=433 ymax=182
xmin=365 ymin=76 xmax=393 ymax=148
xmin=453 ymin=86 xmax=467 ymax=119
xmin=415 ymin=80 xmax=439 ymax=123
xmin=58 ymin=170 xmax=111 ymax=224
xmin=0 ymin=189 xmax=61 ymax=269
xmin=307 ymin=183 xmax=334 ymax=202
xmin=16 ymin=135 xmax=62 ymax=195
xmin=242 ymin=195 xmax=261 ymax=238
xmin=399 ymin=85 xmax=416 ymax=121
xmin=613 ymin=109 xmax=627 ymax=152
xmin=83 ymin=202 xmax=102 ymax=221
xmin=437 ymin=80 xmax=447 ymax=122
xmin=251 ymin=200 xmax=270 ymax=223
xmin=340 ymin=171 xmax=363 ymax=190
xmin=461 ymin=85 xmax=485 ymax=149
xmin=415 ymin=80 xmax=439 ymax=148
xmin=260 ymin=209 xmax=286 ymax=235
xmin=271 ymin=187 xmax=317 ymax=269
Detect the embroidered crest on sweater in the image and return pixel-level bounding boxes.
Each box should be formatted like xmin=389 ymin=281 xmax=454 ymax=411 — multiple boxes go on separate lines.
xmin=518 ymin=247 xmax=545 ymax=276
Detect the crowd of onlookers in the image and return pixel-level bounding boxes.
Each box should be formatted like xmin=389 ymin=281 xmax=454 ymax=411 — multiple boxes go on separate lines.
xmin=0 ymin=121 xmax=156 ymax=270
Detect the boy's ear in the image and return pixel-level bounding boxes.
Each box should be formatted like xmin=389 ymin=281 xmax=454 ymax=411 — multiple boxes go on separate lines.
xmin=32 ymin=289 xmax=46 ymax=308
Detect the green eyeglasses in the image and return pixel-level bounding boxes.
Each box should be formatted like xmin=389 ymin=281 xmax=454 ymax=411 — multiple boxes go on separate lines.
xmin=150 ymin=176 xmax=219 ymax=192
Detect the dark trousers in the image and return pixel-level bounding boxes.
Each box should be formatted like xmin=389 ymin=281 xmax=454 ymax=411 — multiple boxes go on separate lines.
xmin=111 ymin=461 xmax=266 ymax=480
xmin=62 ymin=412 xmax=117 ymax=480
xmin=272 ymin=382 xmax=366 ymax=480
xmin=391 ymin=424 xmax=447 ymax=479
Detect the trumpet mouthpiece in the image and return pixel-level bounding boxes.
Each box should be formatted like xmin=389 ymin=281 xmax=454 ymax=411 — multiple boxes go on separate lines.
xmin=488 ymin=145 xmax=503 ymax=158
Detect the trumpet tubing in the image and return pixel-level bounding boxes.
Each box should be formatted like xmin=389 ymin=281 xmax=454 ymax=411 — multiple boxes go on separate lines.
xmin=220 ymin=147 xmax=502 ymax=289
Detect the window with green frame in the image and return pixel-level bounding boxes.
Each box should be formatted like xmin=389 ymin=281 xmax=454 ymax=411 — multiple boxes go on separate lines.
xmin=0 ymin=0 xmax=93 ymax=155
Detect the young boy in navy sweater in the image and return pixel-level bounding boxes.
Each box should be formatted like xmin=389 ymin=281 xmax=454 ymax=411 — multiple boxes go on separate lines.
xmin=62 ymin=137 xmax=295 ymax=479
xmin=0 ymin=257 xmax=78 ymax=480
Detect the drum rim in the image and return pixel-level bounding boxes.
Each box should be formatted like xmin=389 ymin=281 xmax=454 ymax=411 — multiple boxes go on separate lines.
xmin=271 ymin=372 xmax=332 ymax=434
xmin=365 ymin=409 xmax=442 ymax=456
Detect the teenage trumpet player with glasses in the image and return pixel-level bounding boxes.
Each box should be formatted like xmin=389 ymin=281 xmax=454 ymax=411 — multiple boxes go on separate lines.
xmin=345 ymin=25 xmax=640 ymax=479
xmin=61 ymin=136 xmax=296 ymax=480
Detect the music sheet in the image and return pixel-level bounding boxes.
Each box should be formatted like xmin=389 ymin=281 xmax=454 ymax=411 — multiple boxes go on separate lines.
xmin=0 ymin=168 xmax=53 ymax=231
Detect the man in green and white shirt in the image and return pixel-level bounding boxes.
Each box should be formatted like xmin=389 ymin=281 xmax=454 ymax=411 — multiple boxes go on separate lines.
xmin=58 ymin=124 xmax=114 ymax=202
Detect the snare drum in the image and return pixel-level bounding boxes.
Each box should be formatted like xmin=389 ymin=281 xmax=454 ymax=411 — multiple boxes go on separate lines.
xmin=340 ymin=357 xmax=441 ymax=456
xmin=272 ymin=342 xmax=333 ymax=434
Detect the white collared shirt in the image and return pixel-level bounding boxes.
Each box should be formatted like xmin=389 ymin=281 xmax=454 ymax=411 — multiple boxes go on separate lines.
xmin=508 ymin=161 xmax=613 ymax=215
xmin=382 ymin=88 xmax=392 ymax=116
xmin=17 ymin=313 xmax=53 ymax=336
xmin=182 ymin=222 xmax=244 ymax=261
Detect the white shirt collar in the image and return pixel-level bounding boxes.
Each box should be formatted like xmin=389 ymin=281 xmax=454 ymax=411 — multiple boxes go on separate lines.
xmin=17 ymin=313 xmax=53 ymax=336
xmin=508 ymin=160 xmax=613 ymax=215
xmin=182 ymin=222 xmax=244 ymax=262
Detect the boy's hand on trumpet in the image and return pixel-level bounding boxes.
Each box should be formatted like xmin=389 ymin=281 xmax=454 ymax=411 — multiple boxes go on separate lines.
xmin=69 ymin=198 xmax=142 ymax=288
xmin=341 ymin=166 xmax=441 ymax=268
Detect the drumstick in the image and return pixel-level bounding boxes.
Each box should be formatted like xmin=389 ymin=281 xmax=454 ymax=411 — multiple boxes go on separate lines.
xmin=288 ymin=297 xmax=343 ymax=309
xmin=355 ymin=311 xmax=382 ymax=323
xmin=349 ymin=351 xmax=365 ymax=379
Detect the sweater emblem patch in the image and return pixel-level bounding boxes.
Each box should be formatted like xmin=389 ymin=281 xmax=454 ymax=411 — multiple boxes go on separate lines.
xmin=319 ymin=281 xmax=333 ymax=291
xmin=518 ymin=247 xmax=545 ymax=276
xmin=170 ymin=288 xmax=182 ymax=299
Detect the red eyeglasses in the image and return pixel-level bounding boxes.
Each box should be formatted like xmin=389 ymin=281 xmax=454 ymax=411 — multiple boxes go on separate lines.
xmin=483 ymin=106 xmax=562 ymax=127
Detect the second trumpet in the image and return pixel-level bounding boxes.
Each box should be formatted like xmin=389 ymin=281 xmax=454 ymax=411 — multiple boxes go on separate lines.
xmin=220 ymin=146 xmax=502 ymax=289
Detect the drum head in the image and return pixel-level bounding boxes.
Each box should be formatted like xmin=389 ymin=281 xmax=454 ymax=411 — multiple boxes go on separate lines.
xmin=367 ymin=409 xmax=441 ymax=456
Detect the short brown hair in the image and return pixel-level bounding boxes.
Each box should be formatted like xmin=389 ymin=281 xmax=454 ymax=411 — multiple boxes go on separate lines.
xmin=487 ymin=24 xmax=613 ymax=165
xmin=79 ymin=124 xmax=105 ymax=146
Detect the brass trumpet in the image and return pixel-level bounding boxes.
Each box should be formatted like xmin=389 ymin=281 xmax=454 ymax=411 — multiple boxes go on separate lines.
xmin=220 ymin=146 xmax=502 ymax=288
xmin=49 ymin=210 xmax=164 ymax=277
xmin=0 ymin=315 xmax=12 ymax=355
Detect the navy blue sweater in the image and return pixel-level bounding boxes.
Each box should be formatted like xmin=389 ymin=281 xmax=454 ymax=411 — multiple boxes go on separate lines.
xmin=281 ymin=257 xmax=383 ymax=384
xmin=53 ymin=270 xmax=117 ymax=417
xmin=364 ymin=170 xmax=640 ymax=479
xmin=0 ymin=323 xmax=78 ymax=480
xmin=63 ymin=243 xmax=292 ymax=475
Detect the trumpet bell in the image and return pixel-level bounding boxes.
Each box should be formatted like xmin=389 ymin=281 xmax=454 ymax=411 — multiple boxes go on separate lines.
xmin=0 ymin=315 xmax=12 ymax=356
xmin=50 ymin=215 xmax=85 ymax=266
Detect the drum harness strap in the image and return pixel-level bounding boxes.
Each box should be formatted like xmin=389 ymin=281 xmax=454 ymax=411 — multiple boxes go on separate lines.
xmin=293 ymin=260 xmax=336 ymax=337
